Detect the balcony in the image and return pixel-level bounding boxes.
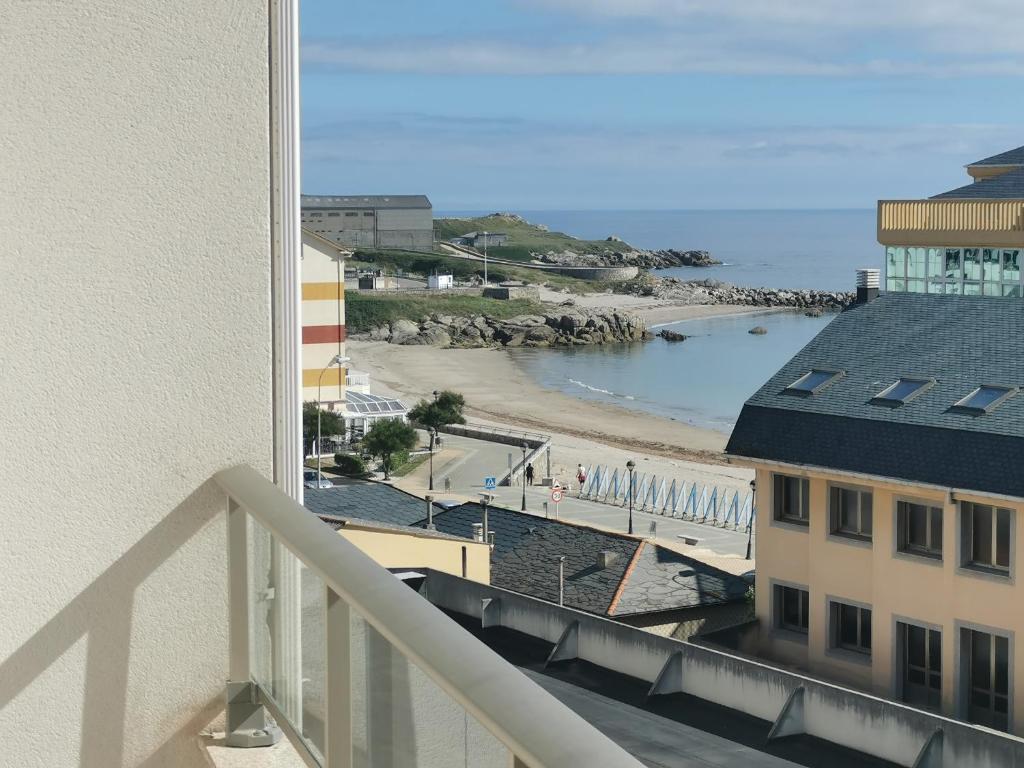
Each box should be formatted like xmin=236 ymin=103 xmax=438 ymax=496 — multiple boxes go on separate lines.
xmin=213 ymin=464 xmax=641 ymax=767
xmin=878 ymin=199 xmax=1024 ymax=247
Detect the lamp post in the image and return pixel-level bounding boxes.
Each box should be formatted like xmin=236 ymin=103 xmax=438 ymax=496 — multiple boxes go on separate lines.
xmin=428 ymin=427 xmax=437 ymax=491
xmin=746 ymin=479 xmax=756 ymax=560
xmin=521 ymin=442 xmax=528 ymax=511
xmin=626 ymin=460 xmax=636 ymax=535
xmin=316 ymin=354 xmax=350 ymax=484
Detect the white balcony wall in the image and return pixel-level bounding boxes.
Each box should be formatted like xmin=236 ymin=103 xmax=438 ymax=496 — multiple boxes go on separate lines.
xmin=0 ymin=2 xmax=274 ymax=766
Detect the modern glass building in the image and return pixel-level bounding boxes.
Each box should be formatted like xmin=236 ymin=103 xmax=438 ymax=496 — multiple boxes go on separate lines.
xmin=878 ymin=145 xmax=1024 ymax=296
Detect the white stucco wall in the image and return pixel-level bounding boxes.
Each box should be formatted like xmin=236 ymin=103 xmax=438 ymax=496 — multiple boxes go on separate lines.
xmin=0 ymin=2 xmax=272 ymax=766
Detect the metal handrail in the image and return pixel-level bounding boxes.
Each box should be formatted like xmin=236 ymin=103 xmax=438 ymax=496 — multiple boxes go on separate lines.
xmin=216 ymin=464 xmax=640 ymax=768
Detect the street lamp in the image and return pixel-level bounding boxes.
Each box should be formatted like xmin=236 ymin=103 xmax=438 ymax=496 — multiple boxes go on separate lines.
xmin=746 ymin=479 xmax=756 ymax=560
xmin=316 ymin=353 xmax=350 ymax=483
xmin=521 ymin=442 xmax=528 ymax=511
xmin=626 ymin=459 xmax=636 ymax=535
xmin=428 ymin=427 xmax=437 ymax=491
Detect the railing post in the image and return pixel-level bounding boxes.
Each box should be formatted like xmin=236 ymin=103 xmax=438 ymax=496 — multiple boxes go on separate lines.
xmin=226 ymin=498 xmax=282 ymax=747
xmin=324 ymin=586 xmax=353 ymax=768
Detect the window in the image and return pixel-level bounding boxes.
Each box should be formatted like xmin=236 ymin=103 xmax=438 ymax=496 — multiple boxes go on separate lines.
xmin=960 ymin=502 xmax=1011 ymax=574
xmin=897 ymin=500 xmax=942 ymax=559
xmin=899 ymin=623 xmax=941 ymax=709
xmin=954 ymin=385 xmax=1016 ymax=414
xmin=328 ymin=212 xmax=340 ymax=217
xmin=344 ymin=211 xmax=358 ymax=217
xmin=362 ymin=211 xmax=375 ymax=217
xmin=308 ymin=211 xmax=323 ymax=218
xmin=774 ymin=584 xmax=809 ymax=634
xmin=830 ymin=601 xmax=871 ymax=656
xmin=963 ymin=628 xmax=1010 ymax=731
xmin=829 ymin=485 xmax=872 ymax=540
xmin=786 ymin=369 xmax=843 ymax=395
xmin=872 ymin=378 xmax=933 ymax=406
xmin=773 ymin=474 xmax=809 ymax=525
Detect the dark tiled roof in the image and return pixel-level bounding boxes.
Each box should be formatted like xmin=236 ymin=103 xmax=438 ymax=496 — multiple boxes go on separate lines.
xmin=301 ymin=194 xmax=432 ymax=210
xmin=930 ymin=167 xmax=1024 ymax=199
xmin=611 ymin=543 xmax=750 ymax=617
xmin=727 ymin=293 xmax=1024 ymax=497
xmin=304 ymin=482 xmax=436 ymax=527
xmin=968 ymin=145 xmax=1024 ymax=167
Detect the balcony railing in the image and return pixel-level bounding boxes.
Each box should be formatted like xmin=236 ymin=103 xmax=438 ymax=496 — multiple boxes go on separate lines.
xmin=878 ymin=199 xmax=1024 ymax=246
xmin=215 ymin=464 xmax=641 ymax=768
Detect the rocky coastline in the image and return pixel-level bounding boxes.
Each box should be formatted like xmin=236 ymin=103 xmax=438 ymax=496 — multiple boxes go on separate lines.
xmin=624 ymin=275 xmax=854 ymax=309
xmin=357 ymin=309 xmax=649 ymax=349
xmin=537 ymin=248 xmax=719 ymax=269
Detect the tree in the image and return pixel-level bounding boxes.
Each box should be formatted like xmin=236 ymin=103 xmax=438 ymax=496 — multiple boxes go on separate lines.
xmin=408 ymin=390 xmax=466 ymax=431
xmin=303 ymin=401 xmax=346 ymax=456
xmin=362 ymin=419 xmax=418 ymax=479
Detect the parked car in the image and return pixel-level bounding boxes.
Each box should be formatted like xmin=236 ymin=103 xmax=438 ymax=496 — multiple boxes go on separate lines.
xmin=303 ymin=469 xmax=333 ymax=489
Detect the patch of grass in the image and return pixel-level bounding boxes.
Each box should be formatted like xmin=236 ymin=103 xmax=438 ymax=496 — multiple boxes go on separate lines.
xmin=391 ymin=451 xmax=431 ymax=478
xmin=346 ymin=293 xmax=549 ymax=332
xmin=435 ymin=214 xmax=631 ymax=257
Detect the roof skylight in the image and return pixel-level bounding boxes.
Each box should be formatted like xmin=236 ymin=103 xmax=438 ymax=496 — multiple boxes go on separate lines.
xmin=872 ymin=378 xmax=934 ymax=406
xmin=953 ymin=385 xmax=1017 ymax=414
xmin=785 ymin=369 xmax=843 ymax=395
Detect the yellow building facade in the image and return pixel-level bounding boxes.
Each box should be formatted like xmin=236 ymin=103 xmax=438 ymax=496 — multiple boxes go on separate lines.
xmin=301 ymin=228 xmax=349 ymax=406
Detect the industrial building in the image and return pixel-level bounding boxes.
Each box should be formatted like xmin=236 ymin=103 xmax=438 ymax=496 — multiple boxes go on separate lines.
xmin=301 ymin=194 xmax=433 ymax=251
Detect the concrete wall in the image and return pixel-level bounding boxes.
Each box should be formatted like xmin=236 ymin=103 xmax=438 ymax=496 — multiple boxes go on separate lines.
xmin=752 ymin=463 xmax=1024 ymax=734
xmin=0 ymin=2 xmax=273 ymax=766
xmin=425 ymin=572 xmax=1024 ymax=768
xmin=338 ymin=527 xmax=491 ymax=583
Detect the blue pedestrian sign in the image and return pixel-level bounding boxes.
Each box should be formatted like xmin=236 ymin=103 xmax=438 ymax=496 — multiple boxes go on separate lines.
xmin=484 ymin=476 xmax=497 ymax=491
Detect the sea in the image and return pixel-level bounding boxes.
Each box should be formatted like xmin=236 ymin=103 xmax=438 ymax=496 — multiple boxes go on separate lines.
xmin=442 ymin=209 xmax=879 ymax=432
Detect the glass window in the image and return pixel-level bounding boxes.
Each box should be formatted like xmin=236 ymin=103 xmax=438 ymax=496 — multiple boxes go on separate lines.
xmin=927 ymin=280 xmax=945 ymax=294
xmin=328 ymin=212 xmax=340 ymax=217
xmin=983 ymin=248 xmax=1002 ymax=282
xmin=944 ymin=249 xmax=962 ymax=280
xmin=907 ymin=247 xmax=927 ymax=279
xmin=786 ymin=369 xmax=842 ymax=394
xmin=873 ymin=378 xmax=933 ymax=405
xmin=830 ymin=485 xmax=873 ymax=539
xmin=926 ymin=248 xmax=944 ymax=279
xmin=831 ymin=601 xmax=871 ymax=656
xmin=963 ymin=248 xmax=982 ymax=280
xmin=344 ymin=211 xmax=358 ymax=217
xmin=901 ymin=623 xmax=941 ymax=709
xmin=773 ymin=474 xmax=809 ymax=524
xmin=1003 ymin=284 xmax=1022 ymax=297
xmin=944 ymin=281 xmax=961 ymax=295
xmin=961 ymin=502 xmax=1012 ymax=573
xmin=887 ymin=247 xmax=906 ymax=279
xmin=362 ymin=211 xmax=375 ymax=217
xmin=955 ymin=385 xmax=1016 ymax=413
xmin=965 ymin=628 xmax=1010 ymax=731
xmin=906 ymin=279 xmax=926 ymax=293
xmin=963 ymin=282 xmax=981 ymax=296
xmin=897 ymin=500 xmax=942 ymax=558
xmin=1002 ymin=250 xmax=1021 ymax=285
xmin=775 ymin=584 xmax=809 ymax=634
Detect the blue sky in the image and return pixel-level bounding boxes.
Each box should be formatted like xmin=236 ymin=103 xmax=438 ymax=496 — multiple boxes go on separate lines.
xmin=300 ymin=0 xmax=1023 ymax=210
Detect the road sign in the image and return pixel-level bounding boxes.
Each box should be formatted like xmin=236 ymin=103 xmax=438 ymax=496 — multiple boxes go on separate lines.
xmin=550 ymin=487 xmax=563 ymax=503
xmin=484 ymin=476 xmax=497 ymax=491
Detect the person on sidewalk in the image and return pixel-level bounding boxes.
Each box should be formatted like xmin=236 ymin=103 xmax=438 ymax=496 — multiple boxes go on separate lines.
xmin=576 ymin=463 xmax=587 ymax=494
xmin=525 ymin=462 xmax=535 ymax=486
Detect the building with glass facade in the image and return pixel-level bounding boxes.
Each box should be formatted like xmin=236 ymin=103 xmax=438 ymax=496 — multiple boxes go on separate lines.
xmin=878 ymin=145 xmax=1024 ymax=296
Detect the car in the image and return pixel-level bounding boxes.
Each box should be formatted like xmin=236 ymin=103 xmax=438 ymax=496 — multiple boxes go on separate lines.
xmin=303 ymin=469 xmax=333 ymax=489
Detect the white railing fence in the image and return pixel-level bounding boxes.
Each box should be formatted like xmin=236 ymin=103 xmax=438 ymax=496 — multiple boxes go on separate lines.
xmin=217 ymin=464 xmax=641 ymax=768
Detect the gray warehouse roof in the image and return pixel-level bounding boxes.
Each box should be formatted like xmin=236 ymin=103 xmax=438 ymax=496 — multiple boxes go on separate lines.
xmin=968 ymin=144 xmax=1024 ymax=167
xmin=301 ymin=194 xmax=432 ymax=209
xmin=930 ymin=166 xmax=1024 ymax=199
xmin=727 ymin=293 xmax=1024 ymax=498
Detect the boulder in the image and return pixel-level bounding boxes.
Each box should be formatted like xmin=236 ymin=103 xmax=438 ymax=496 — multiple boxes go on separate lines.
xmin=659 ymin=329 xmax=687 ymax=342
xmin=748 ymin=326 xmax=768 ymax=335
xmin=389 ymin=319 xmax=421 ymax=344
xmin=418 ymin=327 xmax=452 ymax=347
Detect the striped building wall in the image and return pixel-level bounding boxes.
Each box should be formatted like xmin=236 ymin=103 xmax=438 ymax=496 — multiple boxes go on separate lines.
xmin=301 ymin=229 xmax=348 ymax=406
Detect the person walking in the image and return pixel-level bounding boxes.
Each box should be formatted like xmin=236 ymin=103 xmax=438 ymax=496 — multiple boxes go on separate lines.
xmin=576 ymin=463 xmax=587 ymax=495
xmin=525 ymin=462 xmax=535 ymax=486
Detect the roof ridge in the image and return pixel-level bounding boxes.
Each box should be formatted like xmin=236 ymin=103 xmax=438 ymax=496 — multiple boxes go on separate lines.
xmin=606 ymin=540 xmax=645 ymax=616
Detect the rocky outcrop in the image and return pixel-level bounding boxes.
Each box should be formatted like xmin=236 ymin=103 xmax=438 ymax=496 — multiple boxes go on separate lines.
xmin=358 ymin=309 xmax=648 ymax=349
xmin=658 ymin=329 xmax=688 ymax=342
xmin=622 ymin=275 xmax=853 ymax=310
xmin=537 ymin=248 xmax=720 ymax=269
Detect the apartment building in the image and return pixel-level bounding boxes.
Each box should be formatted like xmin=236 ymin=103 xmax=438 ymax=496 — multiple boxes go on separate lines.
xmin=878 ymin=144 xmax=1024 ymax=296
xmin=302 ymin=228 xmax=348 ymax=406
xmin=727 ymin=290 xmax=1024 ymax=734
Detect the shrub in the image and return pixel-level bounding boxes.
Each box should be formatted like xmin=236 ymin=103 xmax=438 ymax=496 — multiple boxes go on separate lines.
xmin=333 ymin=453 xmax=367 ymax=477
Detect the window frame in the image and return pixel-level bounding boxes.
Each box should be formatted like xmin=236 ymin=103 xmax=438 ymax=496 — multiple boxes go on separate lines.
xmin=958 ymin=501 xmax=1013 ymax=579
xmin=957 ymin=622 xmax=1012 ymax=732
xmin=895 ymin=497 xmax=943 ymax=561
xmin=828 ymin=482 xmax=873 ymax=543
xmin=828 ymin=597 xmax=872 ymax=659
xmin=952 ymin=384 xmax=1018 ymax=414
xmin=896 ymin=618 xmax=942 ymax=711
xmin=771 ymin=472 xmax=810 ymax=527
xmin=772 ymin=581 xmax=810 ymax=639
xmin=784 ymin=368 xmax=844 ymax=396
xmin=871 ymin=377 xmax=935 ymax=407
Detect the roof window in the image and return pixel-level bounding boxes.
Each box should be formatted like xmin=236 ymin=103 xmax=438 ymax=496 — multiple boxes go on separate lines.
xmin=785 ymin=369 xmax=843 ymax=395
xmin=871 ymin=378 xmax=934 ymax=406
xmin=953 ymin=385 xmax=1017 ymax=413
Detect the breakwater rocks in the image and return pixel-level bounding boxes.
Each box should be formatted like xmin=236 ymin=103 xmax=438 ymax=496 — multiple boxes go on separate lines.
xmin=625 ymin=276 xmax=854 ymax=309
xmin=361 ymin=309 xmax=649 ymax=349
xmin=538 ymin=249 xmax=720 ymax=269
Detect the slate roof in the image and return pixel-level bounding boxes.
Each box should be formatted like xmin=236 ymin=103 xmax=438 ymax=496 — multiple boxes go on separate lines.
xmin=304 ymin=482 xmax=437 ymax=527
xmin=727 ymin=293 xmax=1024 ymax=498
xmin=301 ymin=194 xmax=432 ymax=210
xmin=930 ymin=166 xmax=1024 ymax=199
xmin=968 ymin=145 xmax=1024 ymax=167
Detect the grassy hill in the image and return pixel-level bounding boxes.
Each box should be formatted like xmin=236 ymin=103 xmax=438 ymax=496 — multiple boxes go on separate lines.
xmin=346 ymin=293 xmax=547 ymax=333
xmin=435 ymin=214 xmax=632 ymax=262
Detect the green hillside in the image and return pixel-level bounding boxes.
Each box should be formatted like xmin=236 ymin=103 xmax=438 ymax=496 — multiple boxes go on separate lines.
xmin=435 ymin=214 xmax=632 ymax=262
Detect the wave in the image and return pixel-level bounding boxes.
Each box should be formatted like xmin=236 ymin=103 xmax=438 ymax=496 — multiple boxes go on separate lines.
xmin=568 ymin=378 xmax=625 ymax=398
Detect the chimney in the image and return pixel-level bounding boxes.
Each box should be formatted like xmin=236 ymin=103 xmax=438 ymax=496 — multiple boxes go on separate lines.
xmin=471 ymin=522 xmax=484 ymax=542
xmin=597 ymin=550 xmax=620 ymax=568
xmin=856 ymin=268 xmax=880 ymax=304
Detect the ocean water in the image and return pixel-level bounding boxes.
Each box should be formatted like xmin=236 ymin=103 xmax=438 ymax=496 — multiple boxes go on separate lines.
xmin=509 ymin=309 xmax=836 ymax=433
xmin=440 ymin=209 xmax=875 ymax=429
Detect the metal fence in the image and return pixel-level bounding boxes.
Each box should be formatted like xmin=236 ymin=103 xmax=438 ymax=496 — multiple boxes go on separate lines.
xmin=577 ymin=464 xmax=755 ymax=531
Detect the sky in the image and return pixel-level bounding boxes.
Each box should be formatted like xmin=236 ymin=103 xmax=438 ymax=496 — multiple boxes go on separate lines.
xmin=300 ymin=0 xmax=1023 ymax=210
